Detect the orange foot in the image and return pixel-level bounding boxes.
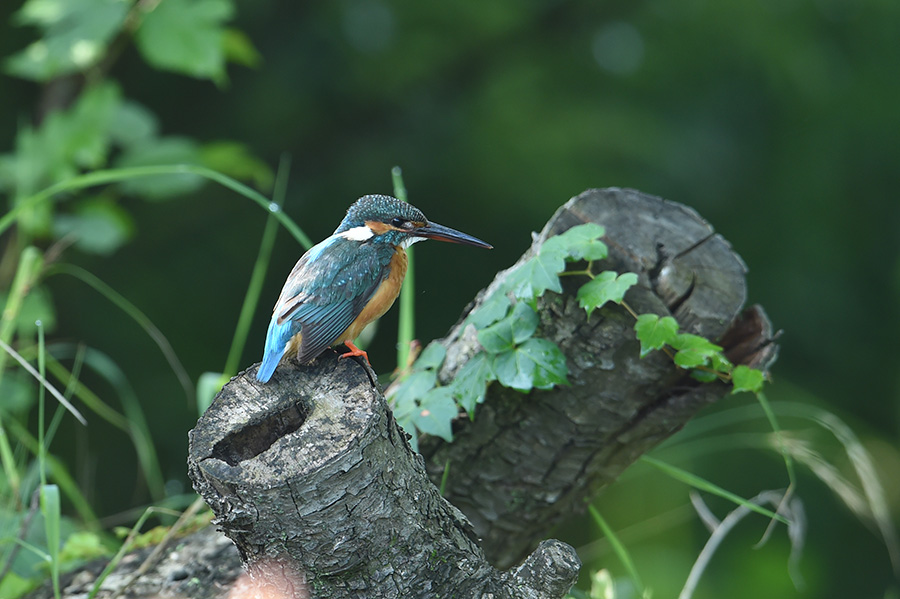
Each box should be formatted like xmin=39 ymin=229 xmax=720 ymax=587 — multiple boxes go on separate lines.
xmin=338 ymin=340 xmax=370 ymax=365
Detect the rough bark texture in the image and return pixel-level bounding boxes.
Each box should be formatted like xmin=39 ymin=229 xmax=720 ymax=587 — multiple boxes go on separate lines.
xmin=28 ymin=188 xmax=777 ymax=599
xmin=186 ymin=356 xmax=580 ymax=598
xmin=420 ymin=188 xmax=778 ymax=568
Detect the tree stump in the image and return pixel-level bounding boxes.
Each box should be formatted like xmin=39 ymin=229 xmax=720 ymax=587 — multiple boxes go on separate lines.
xmin=187 ymin=356 xmax=580 ymax=598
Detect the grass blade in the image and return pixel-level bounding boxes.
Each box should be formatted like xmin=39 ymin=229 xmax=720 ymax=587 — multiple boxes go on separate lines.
xmin=221 ymin=154 xmax=292 ymax=382
xmin=0 ymin=338 xmax=86 ymax=426
xmin=39 ymin=484 xmax=61 ymax=599
xmin=641 ymin=455 xmax=789 ymax=525
xmin=588 ymin=504 xmax=645 ymax=596
xmin=48 ymin=344 xmax=165 ymax=501
xmin=43 ymin=264 xmax=194 ymax=406
xmin=0 ymin=165 xmax=312 ymax=248
xmin=392 ymin=166 xmax=416 ymax=371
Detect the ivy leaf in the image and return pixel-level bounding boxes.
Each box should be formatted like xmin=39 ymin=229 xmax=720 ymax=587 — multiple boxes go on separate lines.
xmin=577 ymin=271 xmax=638 ymax=318
xmin=467 ymin=290 xmax=512 ymax=329
xmin=542 ymin=223 xmax=608 ymax=262
xmin=634 ymin=314 xmax=679 ymax=357
xmin=671 ymin=334 xmax=723 ymax=369
xmin=449 ymin=351 xmax=495 ymax=416
xmin=477 ymin=302 xmax=538 ymax=353
xmin=493 ymin=337 xmax=568 ymax=391
xmin=519 ymin=337 xmax=568 ymax=389
xmin=690 ymin=370 xmax=720 ymax=383
xmin=387 ymin=369 xmax=436 ymax=418
xmin=136 ymin=0 xmax=234 ymax=83
xmin=414 ymin=341 xmax=447 ymax=372
xmin=732 ymin=365 xmax=765 ymax=394
xmin=411 ymin=387 xmax=458 ymax=443
xmin=710 ymin=352 xmax=733 ymax=374
xmin=504 ymin=251 xmax=565 ymax=301
xmin=492 ymin=349 xmax=534 ymax=391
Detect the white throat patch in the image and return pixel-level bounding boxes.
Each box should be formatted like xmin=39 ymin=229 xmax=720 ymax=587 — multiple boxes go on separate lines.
xmin=340 ymin=226 xmax=375 ymax=242
xmin=401 ymin=236 xmax=426 ymax=248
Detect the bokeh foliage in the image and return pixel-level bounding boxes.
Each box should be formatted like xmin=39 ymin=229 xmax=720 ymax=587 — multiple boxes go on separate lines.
xmin=1 ymin=1 xmax=899 ymax=598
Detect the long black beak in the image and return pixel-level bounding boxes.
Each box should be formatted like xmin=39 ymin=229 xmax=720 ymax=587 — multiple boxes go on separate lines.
xmin=414 ymin=221 xmax=493 ymax=249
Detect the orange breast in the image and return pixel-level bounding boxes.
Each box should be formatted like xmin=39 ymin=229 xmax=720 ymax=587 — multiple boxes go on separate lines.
xmin=336 ymin=247 xmax=408 ymax=345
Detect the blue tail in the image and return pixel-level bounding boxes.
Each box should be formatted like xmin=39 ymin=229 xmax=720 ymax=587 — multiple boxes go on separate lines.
xmin=257 ymin=316 xmax=297 ymax=383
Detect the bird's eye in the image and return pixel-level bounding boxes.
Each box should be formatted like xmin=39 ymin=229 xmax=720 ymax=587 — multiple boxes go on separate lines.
xmin=391 ymin=217 xmax=409 ymax=229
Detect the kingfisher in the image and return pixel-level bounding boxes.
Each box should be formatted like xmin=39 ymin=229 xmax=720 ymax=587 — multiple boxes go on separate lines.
xmin=256 ymin=194 xmax=492 ymax=383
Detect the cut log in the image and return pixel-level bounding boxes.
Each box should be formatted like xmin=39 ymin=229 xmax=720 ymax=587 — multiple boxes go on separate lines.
xmin=421 ymin=188 xmax=778 ymax=568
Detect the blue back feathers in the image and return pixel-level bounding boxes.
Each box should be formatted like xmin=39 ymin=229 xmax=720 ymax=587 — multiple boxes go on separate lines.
xmin=257 ymin=314 xmax=299 ymax=383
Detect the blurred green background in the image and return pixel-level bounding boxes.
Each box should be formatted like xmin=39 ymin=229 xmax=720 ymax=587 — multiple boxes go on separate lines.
xmin=1 ymin=1 xmax=898 ymax=597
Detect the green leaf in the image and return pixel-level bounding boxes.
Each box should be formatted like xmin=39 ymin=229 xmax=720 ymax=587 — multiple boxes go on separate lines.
xmin=411 ymin=387 xmax=458 ymax=442
xmin=58 ymin=530 xmax=110 ymax=568
xmin=492 ymin=349 xmax=534 ymax=391
xmin=466 ymin=290 xmax=512 ymax=329
xmin=690 ymin=369 xmax=720 ymax=383
xmin=40 ymin=484 xmax=62 ymax=591
xmin=53 ymin=197 xmax=135 ymax=254
xmin=6 ymin=0 xmax=129 ymax=81
xmin=478 ymin=302 xmax=538 ymax=353
xmin=577 ymin=271 xmax=637 ymax=318
xmin=710 ymin=352 xmax=733 ymax=374
xmin=493 ymin=337 xmax=568 ymax=391
xmin=671 ymin=333 xmax=723 ymax=369
xmin=414 ymin=342 xmax=447 ymax=371
xmin=732 ymin=365 xmax=765 ymax=394
xmin=196 ymin=371 xmax=226 ymax=414
xmin=109 ymin=100 xmax=159 ymax=149
xmin=504 ymin=251 xmax=565 ymax=300
xmin=634 ymin=314 xmax=679 ymax=357
xmin=541 ymin=222 xmax=608 ymax=262
xmin=10 ymin=284 xmax=57 ymax=337
xmin=387 ymin=369 xmax=437 ymax=418
xmin=0 ymin=572 xmax=31 ymax=599
xmin=136 ymin=0 xmax=234 ymax=83
xmin=518 ymin=337 xmax=568 ymax=389
xmin=1 ymin=82 xmax=121 ymax=219
xmin=200 ymin=141 xmax=274 ymax=192
xmin=449 ymin=351 xmax=495 ymax=416
xmin=0 ymin=372 xmax=36 ymax=416
xmin=223 ymin=28 xmax=262 ymax=67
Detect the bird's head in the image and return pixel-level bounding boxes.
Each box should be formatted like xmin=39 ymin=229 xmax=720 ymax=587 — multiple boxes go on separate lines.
xmin=335 ymin=195 xmax=493 ymax=249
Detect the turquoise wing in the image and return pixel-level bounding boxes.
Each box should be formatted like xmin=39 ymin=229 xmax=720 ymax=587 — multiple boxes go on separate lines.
xmin=257 ymin=236 xmax=394 ymax=381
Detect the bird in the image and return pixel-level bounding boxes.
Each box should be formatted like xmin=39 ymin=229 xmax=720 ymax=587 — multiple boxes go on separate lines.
xmin=256 ymin=194 xmax=492 ymax=382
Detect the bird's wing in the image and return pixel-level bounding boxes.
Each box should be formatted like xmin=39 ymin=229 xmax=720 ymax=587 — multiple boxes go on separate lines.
xmin=274 ymin=238 xmax=394 ymax=363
